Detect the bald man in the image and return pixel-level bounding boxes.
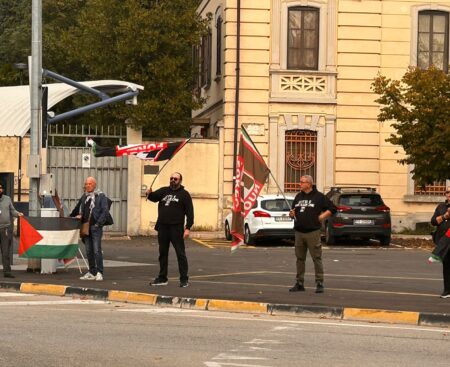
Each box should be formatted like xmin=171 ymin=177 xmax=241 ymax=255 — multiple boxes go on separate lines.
xmin=71 ymin=177 xmax=110 ymax=281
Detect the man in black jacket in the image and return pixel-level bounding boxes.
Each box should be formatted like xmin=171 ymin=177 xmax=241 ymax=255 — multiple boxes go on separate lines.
xmin=288 ymin=175 xmax=336 ymax=293
xmin=147 ymin=172 xmax=194 ymax=287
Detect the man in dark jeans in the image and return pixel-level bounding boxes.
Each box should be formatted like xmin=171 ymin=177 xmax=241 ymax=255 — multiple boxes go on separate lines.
xmin=70 ymin=177 xmax=109 ymax=281
xmin=0 ymin=184 xmax=23 ymax=278
xmin=430 ymin=186 xmax=450 ymax=299
xmin=146 ymin=172 xmax=194 ymax=288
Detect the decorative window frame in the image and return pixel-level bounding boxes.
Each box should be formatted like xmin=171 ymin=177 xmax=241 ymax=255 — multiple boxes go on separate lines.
xmin=410 ymin=4 xmax=450 ymax=67
xmin=214 ymin=6 xmax=223 ymax=81
xmin=268 ymin=112 xmax=336 ymax=193
xmin=406 ymin=5 xmax=450 ymax=201
xmin=271 ymin=0 xmax=337 ymax=72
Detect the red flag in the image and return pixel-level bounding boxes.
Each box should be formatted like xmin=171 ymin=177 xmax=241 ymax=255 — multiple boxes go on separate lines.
xmin=88 ymin=139 xmax=189 ymax=161
xmin=231 ymin=127 xmax=270 ymax=251
xmin=19 ymin=217 xmax=43 ymax=256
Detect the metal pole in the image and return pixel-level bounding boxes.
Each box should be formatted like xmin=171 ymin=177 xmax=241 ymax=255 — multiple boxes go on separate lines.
xmin=30 ymin=0 xmax=42 ymax=217
xmin=27 ymin=0 xmax=42 ymax=272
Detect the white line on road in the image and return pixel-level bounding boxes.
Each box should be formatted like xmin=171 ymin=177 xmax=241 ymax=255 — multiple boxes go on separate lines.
xmin=116 ymin=307 xmax=450 ymax=334
xmin=0 ymin=292 xmax=36 ymax=297
xmin=0 ymin=300 xmax=108 ymax=306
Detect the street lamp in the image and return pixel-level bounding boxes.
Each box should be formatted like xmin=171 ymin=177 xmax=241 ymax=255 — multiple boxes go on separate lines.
xmin=13 ymin=62 xmax=28 ymax=85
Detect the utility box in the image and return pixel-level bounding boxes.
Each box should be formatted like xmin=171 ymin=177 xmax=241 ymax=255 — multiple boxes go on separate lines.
xmin=27 ymin=155 xmax=41 ymax=178
xmin=39 ymin=173 xmax=55 ymax=196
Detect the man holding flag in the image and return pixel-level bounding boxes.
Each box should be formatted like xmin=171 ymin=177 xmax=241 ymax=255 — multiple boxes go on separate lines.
xmin=230 ymin=127 xmax=270 ymax=251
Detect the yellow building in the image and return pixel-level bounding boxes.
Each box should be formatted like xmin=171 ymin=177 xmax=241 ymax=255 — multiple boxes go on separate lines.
xmin=193 ymin=0 xmax=450 ymax=230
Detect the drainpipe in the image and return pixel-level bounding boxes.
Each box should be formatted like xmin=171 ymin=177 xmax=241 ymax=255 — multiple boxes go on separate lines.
xmin=232 ymin=0 xmax=241 ymax=194
xmin=18 ymin=136 xmax=22 ymax=201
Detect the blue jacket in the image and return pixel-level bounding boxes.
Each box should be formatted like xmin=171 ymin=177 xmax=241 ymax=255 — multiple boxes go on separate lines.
xmin=70 ymin=192 xmax=109 ymax=226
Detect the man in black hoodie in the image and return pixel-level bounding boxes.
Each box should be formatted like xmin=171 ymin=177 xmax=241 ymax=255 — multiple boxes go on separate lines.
xmin=147 ymin=172 xmax=194 ymax=288
xmin=288 ymin=175 xmax=336 ymax=293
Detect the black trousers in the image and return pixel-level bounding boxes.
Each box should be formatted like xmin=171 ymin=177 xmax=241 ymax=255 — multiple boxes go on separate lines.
xmin=0 ymin=227 xmax=11 ymax=273
xmin=444 ymin=252 xmax=450 ymax=292
xmin=157 ymin=223 xmax=188 ymax=282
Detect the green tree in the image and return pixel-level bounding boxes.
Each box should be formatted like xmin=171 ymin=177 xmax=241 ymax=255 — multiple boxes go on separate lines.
xmin=0 ymin=0 xmax=208 ymax=137
xmin=372 ymin=66 xmax=450 ymax=185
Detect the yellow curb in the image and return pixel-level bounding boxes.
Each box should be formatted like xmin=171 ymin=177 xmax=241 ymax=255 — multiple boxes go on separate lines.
xmin=207 ymin=299 xmax=267 ymax=313
xmin=20 ymin=283 xmax=66 ymax=296
xmin=344 ymin=308 xmax=419 ymax=324
xmin=194 ymin=298 xmax=208 ymax=310
xmin=108 ymin=290 xmax=156 ymax=305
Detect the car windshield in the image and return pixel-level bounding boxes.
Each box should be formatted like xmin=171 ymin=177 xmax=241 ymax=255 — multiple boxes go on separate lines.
xmin=260 ymin=199 xmax=293 ymax=212
xmin=339 ymin=195 xmax=383 ymax=207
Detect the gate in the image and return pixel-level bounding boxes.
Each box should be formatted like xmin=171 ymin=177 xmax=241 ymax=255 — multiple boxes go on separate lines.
xmin=46 ymin=124 xmax=128 ymax=233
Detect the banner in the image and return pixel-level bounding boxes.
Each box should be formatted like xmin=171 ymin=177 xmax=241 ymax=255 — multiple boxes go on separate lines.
xmin=230 ymin=127 xmax=270 ymax=251
xmin=88 ymin=139 xmax=189 ymax=161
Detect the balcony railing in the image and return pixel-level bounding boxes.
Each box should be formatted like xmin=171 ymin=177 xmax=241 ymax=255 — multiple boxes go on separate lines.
xmin=270 ymin=70 xmax=337 ymax=104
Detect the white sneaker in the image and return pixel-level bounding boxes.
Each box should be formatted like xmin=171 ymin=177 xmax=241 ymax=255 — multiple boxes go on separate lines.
xmin=80 ymin=272 xmax=95 ymax=280
xmin=95 ymin=272 xmax=103 ymax=281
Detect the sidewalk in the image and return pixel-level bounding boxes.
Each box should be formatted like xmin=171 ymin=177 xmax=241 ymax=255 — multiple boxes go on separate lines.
xmin=1 ymin=235 xmax=449 ymax=328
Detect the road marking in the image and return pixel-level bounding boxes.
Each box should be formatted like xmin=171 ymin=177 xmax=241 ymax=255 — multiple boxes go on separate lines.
xmin=119 ymin=307 xmax=450 ymax=334
xmin=0 ymin=299 xmax=108 ymax=306
xmin=189 ymin=270 xmax=441 ymax=282
xmin=0 ymin=292 xmax=36 ymax=297
xmin=118 ymin=308 xmax=200 ymax=314
xmin=192 ymin=238 xmax=214 ymax=248
xmin=190 ymin=279 xmax=440 ymax=298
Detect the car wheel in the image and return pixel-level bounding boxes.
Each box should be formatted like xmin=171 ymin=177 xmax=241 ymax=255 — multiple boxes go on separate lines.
xmin=244 ymin=225 xmax=254 ymax=245
xmin=379 ymin=236 xmax=391 ymax=246
xmin=325 ymin=224 xmax=335 ymax=245
xmin=224 ymin=221 xmax=232 ymax=241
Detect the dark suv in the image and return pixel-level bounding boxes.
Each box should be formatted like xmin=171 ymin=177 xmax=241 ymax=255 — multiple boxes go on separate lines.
xmin=323 ymin=187 xmax=391 ymax=245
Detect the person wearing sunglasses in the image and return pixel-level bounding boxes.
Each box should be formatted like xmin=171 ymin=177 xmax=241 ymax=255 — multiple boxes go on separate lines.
xmin=0 ymin=184 xmax=23 ymax=278
xmin=288 ymin=175 xmax=336 ymax=294
xmin=430 ymin=187 xmax=450 ymax=299
xmin=146 ymin=172 xmax=194 ymax=288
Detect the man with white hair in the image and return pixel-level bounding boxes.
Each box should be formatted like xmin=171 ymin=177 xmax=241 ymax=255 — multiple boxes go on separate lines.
xmin=289 ymin=175 xmax=336 ymax=293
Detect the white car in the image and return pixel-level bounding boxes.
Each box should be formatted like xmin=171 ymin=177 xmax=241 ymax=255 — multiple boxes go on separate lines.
xmin=224 ymin=194 xmax=295 ymax=244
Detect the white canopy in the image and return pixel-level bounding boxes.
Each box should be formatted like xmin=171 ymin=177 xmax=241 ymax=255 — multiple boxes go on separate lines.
xmin=0 ymin=80 xmax=144 ymax=137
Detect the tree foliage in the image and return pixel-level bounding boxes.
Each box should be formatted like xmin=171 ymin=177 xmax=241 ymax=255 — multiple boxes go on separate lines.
xmin=0 ymin=0 xmax=208 ymax=137
xmin=372 ymin=67 xmax=450 ymax=185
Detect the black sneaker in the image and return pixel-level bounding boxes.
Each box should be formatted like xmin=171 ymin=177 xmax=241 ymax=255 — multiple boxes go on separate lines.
xmin=315 ymin=282 xmax=324 ymax=293
xmin=3 ymin=272 xmax=15 ymax=278
xmin=180 ymin=280 xmax=190 ymax=288
xmin=289 ymin=282 xmax=305 ymax=292
xmin=440 ymin=291 xmax=450 ymax=299
xmin=149 ymin=278 xmax=168 ymax=286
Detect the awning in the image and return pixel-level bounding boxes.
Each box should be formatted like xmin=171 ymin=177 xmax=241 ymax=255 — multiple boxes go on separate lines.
xmin=0 ymin=80 xmax=144 ymax=137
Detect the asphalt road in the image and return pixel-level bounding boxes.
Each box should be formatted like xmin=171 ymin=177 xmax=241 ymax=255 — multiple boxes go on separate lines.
xmin=6 ymin=236 xmax=448 ymax=315
xmin=0 ymin=292 xmax=449 ymax=367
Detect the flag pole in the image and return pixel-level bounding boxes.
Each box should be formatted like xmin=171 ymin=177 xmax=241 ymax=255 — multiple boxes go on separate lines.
xmin=149 ymin=138 xmax=191 ymax=190
xmin=241 ymin=126 xmax=292 ymax=208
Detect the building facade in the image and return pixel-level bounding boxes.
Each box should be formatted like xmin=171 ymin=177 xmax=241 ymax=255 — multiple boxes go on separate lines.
xmin=193 ymin=0 xmax=450 ymax=230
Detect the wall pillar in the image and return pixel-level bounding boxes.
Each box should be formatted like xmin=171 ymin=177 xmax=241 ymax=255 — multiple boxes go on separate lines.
xmin=126 ymin=122 xmax=142 ymax=235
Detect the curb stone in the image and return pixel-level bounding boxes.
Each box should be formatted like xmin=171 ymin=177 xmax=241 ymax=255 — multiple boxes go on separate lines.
xmin=1 ymin=281 xmax=449 ymax=328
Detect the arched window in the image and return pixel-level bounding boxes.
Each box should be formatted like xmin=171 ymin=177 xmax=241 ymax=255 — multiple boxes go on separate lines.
xmin=284 ymin=129 xmax=317 ymax=192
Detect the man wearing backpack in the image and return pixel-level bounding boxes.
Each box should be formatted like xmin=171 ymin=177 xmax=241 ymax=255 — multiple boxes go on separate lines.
xmin=70 ymin=176 xmax=112 ymax=281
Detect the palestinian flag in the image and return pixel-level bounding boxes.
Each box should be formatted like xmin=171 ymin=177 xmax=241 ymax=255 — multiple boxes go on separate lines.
xmin=231 ymin=127 xmax=270 ymax=252
xmin=88 ymin=139 xmax=189 ymax=161
xmin=19 ymin=217 xmax=80 ymax=259
xmin=429 ymin=228 xmax=450 ymax=263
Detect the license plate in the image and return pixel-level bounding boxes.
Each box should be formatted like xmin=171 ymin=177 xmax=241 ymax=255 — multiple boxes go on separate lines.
xmin=353 ymin=219 xmax=374 ymax=225
xmin=275 ymin=216 xmax=292 ymax=222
